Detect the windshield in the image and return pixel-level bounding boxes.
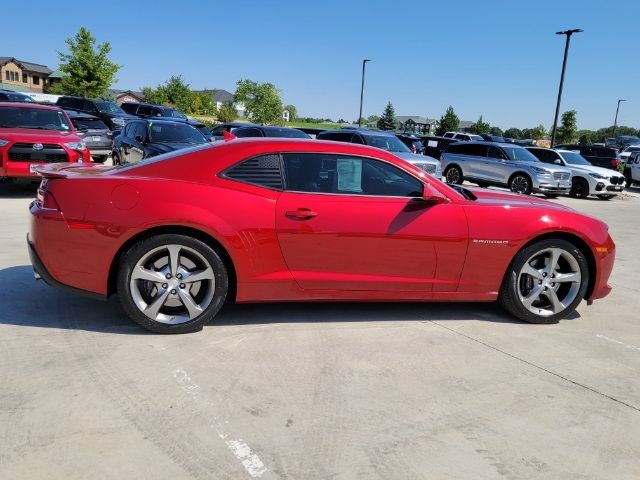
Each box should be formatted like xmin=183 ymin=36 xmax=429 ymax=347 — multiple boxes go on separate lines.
xmin=363 ymin=134 xmax=411 ymax=153
xmin=95 ymin=101 xmax=125 ymax=114
xmin=560 ymin=151 xmax=591 ymax=165
xmin=149 ymin=122 xmax=207 ymax=144
xmin=73 ymin=118 xmax=109 ymax=130
xmin=266 ymin=128 xmax=310 ymax=139
xmin=0 ymin=106 xmax=71 ymax=131
xmin=502 ymin=146 xmax=540 ymax=162
xmin=469 ymin=134 xmax=484 ymax=141
xmin=166 ymin=108 xmax=187 ymax=119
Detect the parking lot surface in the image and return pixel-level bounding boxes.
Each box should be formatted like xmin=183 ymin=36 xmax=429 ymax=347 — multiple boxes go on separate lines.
xmin=1 ymin=184 xmax=639 ymax=480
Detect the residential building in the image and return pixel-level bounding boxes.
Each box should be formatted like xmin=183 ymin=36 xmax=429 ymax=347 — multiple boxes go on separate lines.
xmin=109 ymin=89 xmax=145 ymax=105
xmin=396 ymin=116 xmax=439 ymax=135
xmin=196 ymin=89 xmax=246 ymax=117
xmin=0 ymin=57 xmax=53 ymax=93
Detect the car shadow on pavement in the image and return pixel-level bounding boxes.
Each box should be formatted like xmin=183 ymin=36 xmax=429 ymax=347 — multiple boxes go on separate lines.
xmin=0 ymin=182 xmax=38 ymax=199
xmin=0 ymin=265 xmax=573 ymax=335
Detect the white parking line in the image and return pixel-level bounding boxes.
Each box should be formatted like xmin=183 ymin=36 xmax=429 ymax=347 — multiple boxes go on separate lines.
xmin=173 ymin=369 xmax=268 ymax=478
xmin=596 ymin=334 xmax=640 ymax=352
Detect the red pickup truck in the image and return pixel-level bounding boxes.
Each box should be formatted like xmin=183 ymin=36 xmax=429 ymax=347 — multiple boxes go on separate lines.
xmin=0 ymin=102 xmax=91 ymax=181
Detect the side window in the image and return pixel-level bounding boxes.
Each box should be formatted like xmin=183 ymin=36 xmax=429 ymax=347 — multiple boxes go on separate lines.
xmin=210 ymin=125 xmax=224 ymax=136
xmin=234 ymin=127 xmax=264 ymax=138
xmin=487 ymin=146 xmax=506 ymax=160
xmin=465 ymin=144 xmax=488 ymax=157
xmin=131 ymin=123 xmax=147 ymax=141
xmin=222 ymin=154 xmax=283 ymax=190
xmin=83 ymin=101 xmax=97 ymax=112
xmin=152 ymin=107 xmax=163 ymax=117
xmin=283 ymin=153 xmax=422 ymax=197
xmin=137 ymin=105 xmax=153 ymax=116
xmin=351 ymin=134 xmax=365 ymax=145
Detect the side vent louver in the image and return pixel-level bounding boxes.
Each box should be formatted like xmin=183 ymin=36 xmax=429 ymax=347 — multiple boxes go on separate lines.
xmin=223 ymin=154 xmax=283 ymax=190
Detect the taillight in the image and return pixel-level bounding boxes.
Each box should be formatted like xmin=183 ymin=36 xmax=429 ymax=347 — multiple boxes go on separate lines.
xmin=36 ymin=181 xmax=60 ymax=211
xmin=611 ymin=159 xmax=620 ymax=168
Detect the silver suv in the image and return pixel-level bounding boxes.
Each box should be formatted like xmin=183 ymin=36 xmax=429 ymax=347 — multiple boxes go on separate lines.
xmin=441 ymin=142 xmax=572 ymax=196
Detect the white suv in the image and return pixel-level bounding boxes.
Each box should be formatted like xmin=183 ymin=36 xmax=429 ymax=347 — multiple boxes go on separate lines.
xmin=526 ymin=147 xmax=626 ymax=200
xmin=624 ymin=151 xmax=640 ymax=187
xmin=443 ymin=131 xmax=484 ymax=142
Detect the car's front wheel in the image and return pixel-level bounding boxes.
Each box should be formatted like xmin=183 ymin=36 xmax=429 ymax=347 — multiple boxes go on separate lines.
xmin=118 ymin=234 xmax=228 ymax=333
xmin=499 ymin=238 xmax=589 ymax=324
xmin=112 ymin=151 xmax=121 ymax=166
xmin=570 ymin=177 xmax=590 ymax=199
xmin=445 ymin=165 xmax=463 ymax=185
xmin=509 ymin=174 xmax=532 ymax=195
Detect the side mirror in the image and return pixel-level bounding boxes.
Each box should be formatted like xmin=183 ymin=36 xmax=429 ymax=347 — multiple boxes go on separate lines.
xmin=422 ymin=184 xmax=449 ymax=204
xmin=554 ymin=159 xmax=562 ymax=165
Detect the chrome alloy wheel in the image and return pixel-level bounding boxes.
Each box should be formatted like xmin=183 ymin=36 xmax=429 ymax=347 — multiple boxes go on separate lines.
xmin=510 ymin=175 xmax=530 ymax=194
xmin=129 ymin=244 xmax=216 ymax=324
xmin=517 ymin=247 xmax=581 ymax=317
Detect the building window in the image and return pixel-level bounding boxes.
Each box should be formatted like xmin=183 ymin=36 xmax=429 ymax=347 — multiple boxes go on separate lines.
xmin=22 ymin=73 xmax=28 ymax=83
xmin=33 ymin=75 xmax=40 ymax=85
xmin=11 ymin=71 xmax=19 ymax=82
xmin=4 ymin=71 xmax=8 ymax=81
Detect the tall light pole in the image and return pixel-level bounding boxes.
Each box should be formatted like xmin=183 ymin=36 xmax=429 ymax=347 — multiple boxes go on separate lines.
xmin=612 ymin=99 xmax=626 ymax=138
xmin=358 ymin=59 xmax=371 ymax=127
xmin=550 ymin=29 xmax=583 ymax=147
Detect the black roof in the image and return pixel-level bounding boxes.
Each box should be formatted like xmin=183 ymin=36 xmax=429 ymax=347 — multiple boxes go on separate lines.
xmin=63 ymin=109 xmax=100 ymax=119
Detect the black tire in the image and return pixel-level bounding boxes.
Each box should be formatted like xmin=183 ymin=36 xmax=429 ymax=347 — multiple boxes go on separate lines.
xmin=94 ymin=155 xmax=108 ymax=164
xmin=596 ymin=194 xmax=614 ymax=200
xmin=570 ymin=177 xmax=589 ymax=199
xmin=544 ymin=194 xmax=559 ymax=199
xmin=445 ymin=165 xmax=463 ymax=185
xmin=112 ymin=151 xmax=121 ymax=166
xmin=509 ymin=174 xmax=532 ymax=195
xmin=117 ymin=234 xmax=228 ymax=334
xmin=499 ymin=238 xmax=589 ymax=324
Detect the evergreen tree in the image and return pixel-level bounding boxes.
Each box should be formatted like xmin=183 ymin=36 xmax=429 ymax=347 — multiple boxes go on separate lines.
xmin=217 ymin=101 xmax=237 ymax=122
xmin=50 ymin=27 xmax=120 ymax=98
xmin=557 ymin=110 xmax=578 ymax=144
xmin=377 ymin=102 xmax=397 ymax=130
xmin=469 ymin=115 xmax=491 ymax=135
xmin=435 ymin=106 xmax=459 ymax=136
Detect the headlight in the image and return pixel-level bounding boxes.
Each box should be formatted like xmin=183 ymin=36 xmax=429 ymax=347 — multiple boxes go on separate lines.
xmin=589 ymin=172 xmax=608 ymax=180
xmin=0 ymin=139 xmax=9 ymax=147
xmin=532 ymin=167 xmax=551 ymax=175
xmin=64 ymin=141 xmax=87 ymax=151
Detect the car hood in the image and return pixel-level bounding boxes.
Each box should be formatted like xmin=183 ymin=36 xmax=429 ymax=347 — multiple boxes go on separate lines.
xmin=0 ymin=128 xmax=81 ymax=142
xmin=394 ymin=152 xmax=439 ymax=164
xmin=564 ymin=164 xmax=621 ymax=177
xmin=512 ymin=159 xmax=571 ymax=173
xmin=465 ymin=186 xmax=573 ymax=210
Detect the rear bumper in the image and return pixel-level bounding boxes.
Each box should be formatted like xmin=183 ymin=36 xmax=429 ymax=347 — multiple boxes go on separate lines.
xmin=27 ymin=233 xmax=105 ymax=301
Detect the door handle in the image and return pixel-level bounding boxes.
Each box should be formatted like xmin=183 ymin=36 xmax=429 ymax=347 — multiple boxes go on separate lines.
xmin=285 ymin=208 xmax=318 ymax=220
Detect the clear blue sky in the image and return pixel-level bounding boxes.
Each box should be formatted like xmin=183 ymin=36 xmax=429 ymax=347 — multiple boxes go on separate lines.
xmin=3 ymin=0 xmax=638 ymax=130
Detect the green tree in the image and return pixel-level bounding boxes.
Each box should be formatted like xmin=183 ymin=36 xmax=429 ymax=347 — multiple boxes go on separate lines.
xmin=577 ymin=130 xmax=594 ymax=145
xmin=217 ymin=101 xmax=237 ymax=123
xmin=283 ymin=104 xmax=297 ymax=121
xmin=190 ymin=92 xmax=217 ymax=116
xmin=489 ymin=126 xmax=504 ymax=136
xmin=141 ymin=75 xmax=196 ymax=113
xmin=469 ymin=115 xmax=491 ymax=135
xmin=435 ymin=106 xmax=459 ymax=136
xmin=377 ymin=102 xmax=397 ymax=130
xmin=50 ymin=27 xmax=120 ymax=97
xmin=367 ymin=114 xmax=380 ymax=124
xmin=529 ymin=124 xmax=546 ymax=140
xmin=504 ymin=128 xmax=522 ymax=139
xmin=234 ymin=79 xmax=284 ymax=124
xmin=556 ymin=110 xmax=578 ymax=144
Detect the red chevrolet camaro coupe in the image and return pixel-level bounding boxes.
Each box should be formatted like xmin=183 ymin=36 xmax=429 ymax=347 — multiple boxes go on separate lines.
xmin=28 ymin=138 xmax=615 ymax=333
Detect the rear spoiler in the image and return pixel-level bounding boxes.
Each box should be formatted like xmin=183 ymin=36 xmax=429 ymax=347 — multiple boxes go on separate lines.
xmin=34 ymin=162 xmax=108 ymax=179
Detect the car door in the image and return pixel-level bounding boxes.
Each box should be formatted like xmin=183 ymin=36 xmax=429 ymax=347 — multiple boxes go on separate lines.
xmin=275 ymin=152 xmax=468 ymax=292
xmin=120 ymin=122 xmax=145 ymax=163
xmin=462 ymin=144 xmax=489 ymax=181
xmin=484 ymin=145 xmax=510 ymax=183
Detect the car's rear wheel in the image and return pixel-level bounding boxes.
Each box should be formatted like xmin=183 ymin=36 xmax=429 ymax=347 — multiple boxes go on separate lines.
xmin=499 ymin=238 xmax=588 ymax=324
xmin=117 ymin=234 xmax=228 ymax=333
xmin=509 ymin=174 xmax=532 ymax=195
xmin=112 ymin=152 xmax=121 ymax=166
xmin=570 ymin=177 xmax=590 ymax=199
xmin=445 ymin=165 xmax=463 ymax=185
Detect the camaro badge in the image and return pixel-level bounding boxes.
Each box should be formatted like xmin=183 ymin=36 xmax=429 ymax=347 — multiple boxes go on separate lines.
xmin=473 ymin=239 xmax=509 ymax=245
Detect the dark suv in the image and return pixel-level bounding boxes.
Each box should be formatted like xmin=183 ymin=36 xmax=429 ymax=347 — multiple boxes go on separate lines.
xmin=55 ymin=96 xmax=135 ymax=130
xmin=120 ymin=102 xmax=188 ymax=120
xmin=554 ymin=144 xmax=622 ymax=170
xmin=0 ymin=89 xmax=36 ymax=103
